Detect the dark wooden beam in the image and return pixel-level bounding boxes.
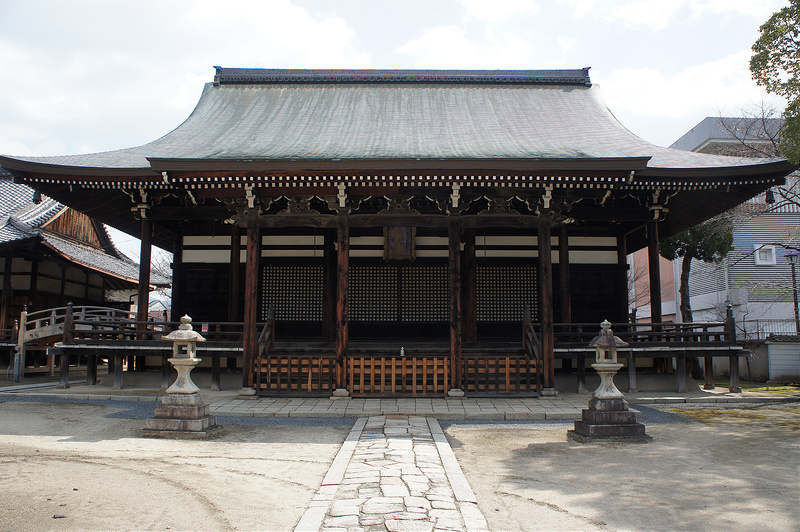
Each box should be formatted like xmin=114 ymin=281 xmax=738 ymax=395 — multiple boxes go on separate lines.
xmin=170 ymin=235 xmax=184 ymax=319
xmin=448 ymin=217 xmax=462 ymax=390
xmin=558 ymin=225 xmax=572 ymax=374
xmin=0 ymin=256 xmax=11 ymax=329
xmin=335 ymin=215 xmax=349 ymax=389
xmin=463 ymin=229 xmax=477 ymax=344
xmin=558 ymin=225 xmax=571 ymax=324
xmin=136 ymin=219 xmax=152 ymax=326
xmin=647 ymin=220 xmax=662 ymax=324
xmin=617 ymin=233 xmax=629 ymax=323
xmin=538 ymin=220 xmax=555 ymax=389
xmin=323 ymin=230 xmax=337 ymax=341
xmin=227 ymin=225 xmax=241 ymax=322
xmin=242 ymin=213 xmax=261 ymax=390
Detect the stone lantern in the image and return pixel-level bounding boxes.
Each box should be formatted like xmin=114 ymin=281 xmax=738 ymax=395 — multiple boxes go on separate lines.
xmin=162 ymin=315 xmax=205 ymax=394
xmin=588 ymin=319 xmax=627 ymax=400
xmin=568 ymin=320 xmax=651 ymax=443
xmin=140 ymin=315 xmax=219 ymax=439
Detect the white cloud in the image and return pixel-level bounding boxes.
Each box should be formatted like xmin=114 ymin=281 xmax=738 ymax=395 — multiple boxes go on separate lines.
xmin=598 ymin=50 xmax=787 ymax=144
xmin=558 ymin=36 xmax=578 ymax=55
xmin=605 ymin=0 xmax=686 ymax=30
xmin=558 ymin=0 xmax=597 ymax=18
xmin=395 ymin=26 xmax=534 ymax=69
xmin=455 ymin=0 xmax=541 ymax=20
xmin=190 ymin=0 xmax=369 ymax=68
xmin=688 ymin=0 xmax=784 ymax=18
xmin=0 ymin=0 xmax=371 ymax=156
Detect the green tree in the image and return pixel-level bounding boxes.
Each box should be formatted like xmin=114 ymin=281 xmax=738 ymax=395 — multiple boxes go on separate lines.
xmin=659 ymin=216 xmax=734 ymax=323
xmin=750 ymin=0 xmax=800 ymax=164
xmin=660 ymin=217 xmax=734 ymax=379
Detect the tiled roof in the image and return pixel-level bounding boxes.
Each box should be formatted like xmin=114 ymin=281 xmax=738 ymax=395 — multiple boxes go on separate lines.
xmin=1 ymin=68 xmax=787 ymax=172
xmin=766 ymin=334 xmax=800 ymax=343
xmin=0 ymin=172 xmax=170 ymax=286
xmin=42 ymin=233 xmax=171 ymax=286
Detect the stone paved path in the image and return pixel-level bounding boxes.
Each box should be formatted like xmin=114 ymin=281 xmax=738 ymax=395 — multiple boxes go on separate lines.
xmin=294 ymin=415 xmax=489 ymax=532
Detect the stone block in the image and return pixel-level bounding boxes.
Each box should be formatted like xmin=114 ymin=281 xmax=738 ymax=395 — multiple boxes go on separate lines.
xmin=581 ymin=410 xmax=638 ymax=425
xmin=158 ymin=393 xmax=206 ymax=406
xmin=573 ymin=420 xmax=647 ymax=437
xmin=154 ymin=404 xmax=209 ymax=419
xmin=143 ymin=416 xmax=216 ymax=432
xmin=587 ymin=398 xmax=629 ymax=411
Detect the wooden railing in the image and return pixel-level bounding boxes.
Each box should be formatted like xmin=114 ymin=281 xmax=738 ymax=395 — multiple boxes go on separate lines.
xmin=0 ymin=324 xmax=17 ymax=345
xmin=258 ymin=353 xmax=336 ymax=394
xmin=348 ymin=355 xmax=450 ymax=396
xmin=461 ymin=354 xmax=540 ymax=394
xmin=552 ymin=321 xmax=730 ymax=348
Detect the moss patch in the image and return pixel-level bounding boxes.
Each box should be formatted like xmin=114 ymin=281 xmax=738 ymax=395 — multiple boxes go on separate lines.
xmin=669 ymin=405 xmax=800 ymax=430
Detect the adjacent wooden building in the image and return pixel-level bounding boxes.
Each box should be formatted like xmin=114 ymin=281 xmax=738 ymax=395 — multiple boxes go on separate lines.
xmin=1 ymin=68 xmax=795 ymax=395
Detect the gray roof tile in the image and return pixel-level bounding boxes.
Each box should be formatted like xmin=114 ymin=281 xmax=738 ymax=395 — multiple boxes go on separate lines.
xmin=0 ymin=173 xmax=169 ymax=286
xmin=2 ymin=69 xmax=783 ymax=171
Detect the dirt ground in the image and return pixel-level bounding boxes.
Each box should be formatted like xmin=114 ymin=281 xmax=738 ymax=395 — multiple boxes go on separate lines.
xmin=0 ymin=399 xmax=351 ymax=532
xmin=444 ymin=404 xmax=800 ymax=532
xmin=0 ymin=397 xmax=797 ymax=532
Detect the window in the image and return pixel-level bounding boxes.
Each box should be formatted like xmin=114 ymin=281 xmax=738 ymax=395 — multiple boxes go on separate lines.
xmin=754 ymin=245 xmax=776 ymax=265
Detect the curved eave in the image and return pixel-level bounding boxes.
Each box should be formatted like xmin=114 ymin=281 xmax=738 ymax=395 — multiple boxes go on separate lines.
xmin=0 ymin=156 xmax=157 ymax=178
xmin=637 ymin=159 xmax=797 ymax=179
xmin=147 ymin=156 xmax=653 ymax=174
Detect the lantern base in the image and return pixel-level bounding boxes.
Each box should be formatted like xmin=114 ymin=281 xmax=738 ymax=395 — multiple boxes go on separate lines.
xmin=139 ymin=393 xmax=220 ymax=440
xmin=568 ymin=398 xmax=652 ymax=443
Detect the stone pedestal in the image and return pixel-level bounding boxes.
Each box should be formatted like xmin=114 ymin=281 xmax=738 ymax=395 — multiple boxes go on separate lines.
xmin=568 ymin=398 xmax=652 ymax=443
xmin=139 ymin=393 xmax=220 ymax=440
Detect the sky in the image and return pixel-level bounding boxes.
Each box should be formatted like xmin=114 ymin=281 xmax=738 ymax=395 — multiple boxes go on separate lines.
xmin=0 ymin=0 xmax=790 ymax=259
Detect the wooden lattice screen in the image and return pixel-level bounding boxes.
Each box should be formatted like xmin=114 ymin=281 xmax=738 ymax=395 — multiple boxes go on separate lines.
xmin=261 ymin=263 xmax=323 ymax=321
xmin=350 ymin=263 xmax=448 ymax=322
xmin=476 ymin=264 xmax=538 ymax=321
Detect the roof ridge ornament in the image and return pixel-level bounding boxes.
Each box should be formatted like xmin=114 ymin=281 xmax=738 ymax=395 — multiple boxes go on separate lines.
xmin=212 ymin=67 xmax=592 ymax=87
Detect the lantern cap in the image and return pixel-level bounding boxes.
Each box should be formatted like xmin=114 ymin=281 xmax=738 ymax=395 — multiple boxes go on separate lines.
xmin=588 ymin=319 xmax=628 ymax=348
xmin=162 ymin=315 xmax=206 ymax=342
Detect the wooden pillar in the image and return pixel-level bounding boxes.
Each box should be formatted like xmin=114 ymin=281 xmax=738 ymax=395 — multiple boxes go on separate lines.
xmin=226 ymin=226 xmax=242 ymax=372
xmin=617 ymin=233 xmax=629 ymax=324
xmin=170 ymin=234 xmax=184 ymax=319
xmin=136 ymin=219 xmax=152 ymax=326
xmin=726 ymin=304 xmax=741 ymax=393
xmin=463 ymin=229 xmax=477 ymax=344
xmin=242 ymin=215 xmax=260 ymax=391
xmin=676 ymin=351 xmax=688 ymax=392
xmin=647 ymin=220 xmax=662 ymax=324
xmin=0 ymin=256 xmax=11 ymax=330
xmin=448 ymin=218 xmax=462 ymax=390
xmin=227 ymin=225 xmax=241 ymax=322
xmin=558 ymin=225 xmax=571 ymax=324
xmin=335 ymin=216 xmax=349 ymax=390
xmin=538 ymin=221 xmax=555 ymax=391
xmin=57 ymin=302 xmax=74 ymax=389
xmin=323 ymin=230 xmax=337 ymax=342
xmin=558 ymin=225 xmax=571 ymax=374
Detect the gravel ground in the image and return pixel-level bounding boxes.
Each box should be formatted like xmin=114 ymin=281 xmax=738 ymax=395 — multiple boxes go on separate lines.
xmin=0 ymin=397 xmax=352 ymax=532
xmin=1 ymin=395 xmax=797 ymax=532
xmin=444 ymin=401 xmax=799 ymax=532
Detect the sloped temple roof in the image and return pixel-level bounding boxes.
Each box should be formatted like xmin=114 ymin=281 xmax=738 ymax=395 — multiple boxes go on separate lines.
xmin=0 ymin=68 xmax=795 ymax=250
xmin=1 ymin=68 xmax=790 ymax=171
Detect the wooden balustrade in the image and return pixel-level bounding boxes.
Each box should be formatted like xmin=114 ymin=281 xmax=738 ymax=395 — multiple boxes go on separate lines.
xmin=461 ymin=355 xmax=540 ymax=394
xmin=257 ymin=354 xmax=335 ymax=394
xmin=348 ymin=356 xmax=450 ymax=396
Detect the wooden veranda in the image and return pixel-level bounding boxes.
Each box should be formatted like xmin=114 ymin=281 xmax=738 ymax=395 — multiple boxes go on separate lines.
xmin=12 ymin=303 xmax=749 ymax=396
